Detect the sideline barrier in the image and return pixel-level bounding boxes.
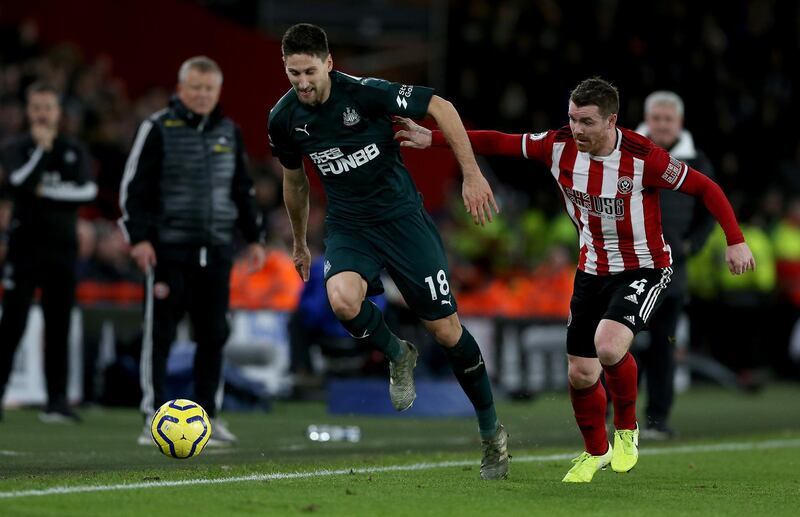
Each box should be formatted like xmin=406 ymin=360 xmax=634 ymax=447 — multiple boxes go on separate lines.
xmin=327 ymin=379 xmax=474 ymax=417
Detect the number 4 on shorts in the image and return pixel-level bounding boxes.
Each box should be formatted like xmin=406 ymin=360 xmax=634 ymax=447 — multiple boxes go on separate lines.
xmin=629 ymin=279 xmax=648 ymax=295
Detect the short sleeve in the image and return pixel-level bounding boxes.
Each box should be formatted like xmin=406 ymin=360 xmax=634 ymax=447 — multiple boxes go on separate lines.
xmin=267 ymin=109 xmax=302 ymax=170
xmin=357 ymin=78 xmax=435 ymax=119
xmin=643 ymin=145 xmax=689 ymax=190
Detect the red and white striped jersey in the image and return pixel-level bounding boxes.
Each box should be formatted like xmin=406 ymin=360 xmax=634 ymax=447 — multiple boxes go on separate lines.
xmin=521 ymin=126 xmax=689 ymax=275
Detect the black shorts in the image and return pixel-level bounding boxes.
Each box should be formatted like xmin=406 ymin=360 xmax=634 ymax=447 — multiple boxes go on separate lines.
xmin=566 ymin=267 xmax=673 ymax=358
xmin=323 ymin=208 xmax=457 ymax=321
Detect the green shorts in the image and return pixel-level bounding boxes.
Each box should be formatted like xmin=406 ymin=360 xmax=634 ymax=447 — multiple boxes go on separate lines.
xmin=324 ymin=208 xmax=457 ymax=321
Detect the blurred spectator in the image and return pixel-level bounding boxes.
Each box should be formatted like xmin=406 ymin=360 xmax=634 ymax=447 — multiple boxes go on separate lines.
xmin=0 ymin=81 xmax=97 ymax=422
xmin=456 ymin=244 xmax=574 ymax=320
xmin=76 ymin=219 xmax=144 ymax=407
xmin=0 ymin=18 xmax=41 ymax=65
xmin=771 ymin=198 xmax=800 ymax=377
xmin=75 ymin=217 xmax=97 ymax=278
xmin=773 ymin=198 xmax=800 ymax=309
xmin=634 ymin=91 xmax=716 ymax=439
xmin=229 ymin=248 xmax=302 ymax=311
xmin=0 ymin=95 xmax=25 ymax=145
xmin=79 ymin=219 xmax=137 ymax=283
xmin=691 ymin=221 xmax=776 ymax=389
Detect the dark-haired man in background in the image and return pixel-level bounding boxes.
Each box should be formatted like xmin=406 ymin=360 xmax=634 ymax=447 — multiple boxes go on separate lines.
xmin=0 ymin=82 xmax=97 ymax=423
xmin=268 ymin=23 xmax=509 ymax=480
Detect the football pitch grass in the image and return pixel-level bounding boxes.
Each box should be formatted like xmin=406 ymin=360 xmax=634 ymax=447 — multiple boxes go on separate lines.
xmin=1 ymin=384 xmax=798 ymax=516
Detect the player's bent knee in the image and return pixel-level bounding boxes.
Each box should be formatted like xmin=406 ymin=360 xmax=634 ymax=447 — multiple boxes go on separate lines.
xmin=432 ymin=327 xmax=459 ymax=347
xmin=567 ymin=356 xmax=601 ymax=388
xmin=328 ymin=291 xmax=361 ymax=320
xmin=594 ymin=321 xmax=633 ymax=365
xmin=595 ymin=343 xmax=618 ymax=365
xmin=326 ymin=273 xmax=367 ymax=321
xmin=424 ymin=315 xmax=461 ymax=347
xmin=568 ymin=367 xmax=600 ymax=389
xmin=328 ymin=288 xmax=362 ymax=321
xmin=595 ymin=338 xmax=628 ymax=365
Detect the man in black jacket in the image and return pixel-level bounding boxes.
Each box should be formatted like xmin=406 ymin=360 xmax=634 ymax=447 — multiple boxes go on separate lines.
xmin=0 ymin=82 xmax=97 ymax=423
xmin=119 ymin=56 xmax=265 ymax=444
xmin=635 ymin=91 xmax=716 ymax=439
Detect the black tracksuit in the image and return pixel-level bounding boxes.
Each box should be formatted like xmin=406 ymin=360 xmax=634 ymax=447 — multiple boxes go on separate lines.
xmin=119 ymin=97 xmax=259 ymax=418
xmin=637 ymin=129 xmax=716 ymax=427
xmin=0 ymin=133 xmax=96 ymax=409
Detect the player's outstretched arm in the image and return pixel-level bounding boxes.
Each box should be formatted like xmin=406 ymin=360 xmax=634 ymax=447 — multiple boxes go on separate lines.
xmin=282 ymin=166 xmax=311 ymax=281
xmin=425 ymin=95 xmax=499 ymax=225
xmin=678 ymin=169 xmax=755 ymax=275
xmin=395 ymin=117 xmax=530 ymax=159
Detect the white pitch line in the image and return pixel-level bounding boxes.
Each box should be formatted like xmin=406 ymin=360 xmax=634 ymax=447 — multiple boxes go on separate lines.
xmin=0 ymin=438 xmax=798 ymax=500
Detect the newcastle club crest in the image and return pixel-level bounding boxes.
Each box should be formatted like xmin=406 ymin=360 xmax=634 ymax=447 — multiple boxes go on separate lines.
xmin=343 ymin=106 xmax=361 ymax=127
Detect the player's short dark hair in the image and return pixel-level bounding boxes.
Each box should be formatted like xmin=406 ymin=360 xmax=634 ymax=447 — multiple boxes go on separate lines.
xmin=25 ymin=81 xmax=59 ymax=102
xmin=570 ymin=77 xmax=619 ymax=117
xmin=282 ymin=23 xmax=330 ymax=59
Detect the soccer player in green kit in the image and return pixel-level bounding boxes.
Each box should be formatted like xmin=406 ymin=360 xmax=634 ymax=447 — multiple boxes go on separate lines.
xmin=268 ymin=23 xmax=508 ymax=480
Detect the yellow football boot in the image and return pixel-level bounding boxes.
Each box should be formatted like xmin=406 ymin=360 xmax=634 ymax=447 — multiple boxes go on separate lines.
xmin=562 ymin=444 xmax=612 ymax=483
xmin=611 ymin=424 xmax=639 ymax=473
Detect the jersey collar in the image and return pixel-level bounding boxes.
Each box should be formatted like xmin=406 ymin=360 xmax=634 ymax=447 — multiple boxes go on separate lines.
xmin=588 ymin=127 xmax=622 ymax=161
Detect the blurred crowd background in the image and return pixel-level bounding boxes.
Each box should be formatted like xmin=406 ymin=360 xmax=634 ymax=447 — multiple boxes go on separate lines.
xmin=1 ymin=0 xmax=799 ymax=406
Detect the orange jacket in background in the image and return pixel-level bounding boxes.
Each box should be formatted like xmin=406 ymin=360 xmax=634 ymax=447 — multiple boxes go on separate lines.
xmin=229 ymin=249 xmax=303 ymax=311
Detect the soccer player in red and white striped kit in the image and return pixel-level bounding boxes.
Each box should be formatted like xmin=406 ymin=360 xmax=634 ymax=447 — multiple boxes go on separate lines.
xmin=395 ymin=77 xmax=755 ymax=482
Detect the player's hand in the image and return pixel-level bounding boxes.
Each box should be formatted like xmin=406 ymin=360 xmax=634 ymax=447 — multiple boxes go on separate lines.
xmin=31 ymin=124 xmax=56 ymax=151
xmin=726 ymin=242 xmax=756 ymax=275
xmin=292 ymin=242 xmax=311 ymax=281
xmin=463 ymin=171 xmax=499 ymax=226
xmin=131 ymin=241 xmax=157 ymax=274
xmin=393 ymin=116 xmax=432 ymax=149
xmin=243 ymin=243 xmax=267 ymax=273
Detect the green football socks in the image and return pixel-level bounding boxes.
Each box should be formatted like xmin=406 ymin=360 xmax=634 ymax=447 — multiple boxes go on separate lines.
xmin=444 ymin=326 xmax=498 ymax=439
xmin=340 ymin=300 xmax=405 ymax=361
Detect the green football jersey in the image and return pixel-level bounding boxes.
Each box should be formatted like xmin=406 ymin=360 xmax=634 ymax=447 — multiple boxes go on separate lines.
xmin=268 ymin=70 xmax=435 ymax=228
